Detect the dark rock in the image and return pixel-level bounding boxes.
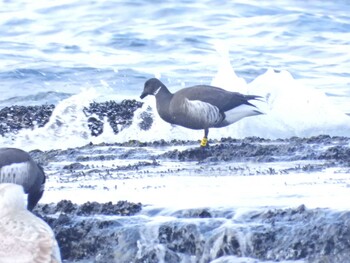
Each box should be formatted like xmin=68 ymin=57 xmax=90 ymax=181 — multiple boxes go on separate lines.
xmin=135 ymin=249 xmax=181 ymax=263
xmin=35 ymin=200 xmax=142 ymax=217
xmin=156 ymin=136 xmax=350 ymax=165
xmin=33 ymin=199 xmax=350 ymax=262
xmin=158 ymin=223 xmax=202 ymax=255
xmin=34 ymin=200 xmax=142 ymax=261
xmin=138 ymin=105 xmax=154 ymax=130
xmin=87 ymin=116 xmax=104 ymax=136
xmin=319 ymin=146 xmax=350 ymax=163
xmin=0 ymin=99 xmax=144 ymax=137
xmin=171 ymin=208 xmax=212 ymax=218
xmin=83 ymin=100 xmax=143 ymax=136
xmin=0 ymin=104 xmax=54 ymax=136
xmin=63 ymin=162 xmax=85 ymax=170
xmin=216 ymin=234 xmax=242 ymax=258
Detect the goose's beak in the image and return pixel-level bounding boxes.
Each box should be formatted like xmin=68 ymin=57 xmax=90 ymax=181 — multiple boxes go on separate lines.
xmin=140 ymin=92 xmax=147 ymax=99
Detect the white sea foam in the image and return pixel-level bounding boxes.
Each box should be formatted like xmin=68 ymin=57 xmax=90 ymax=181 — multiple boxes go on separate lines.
xmin=115 ymin=57 xmax=350 ymax=143
xmin=0 ymin=88 xmax=97 ymax=151
xmin=2 ymin=50 xmax=350 ymax=151
xmin=246 ymin=68 xmax=350 ymax=138
xmin=210 ymin=41 xmax=248 ymax=93
xmin=42 ymin=168 xmax=350 ymax=212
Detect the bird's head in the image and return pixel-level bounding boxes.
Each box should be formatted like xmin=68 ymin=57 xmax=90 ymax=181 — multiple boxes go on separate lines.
xmin=27 ymin=164 xmax=46 ymax=211
xmin=140 ymin=78 xmax=165 ymax=99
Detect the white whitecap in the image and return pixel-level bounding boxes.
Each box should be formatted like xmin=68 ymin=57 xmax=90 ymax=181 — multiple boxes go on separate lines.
xmin=211 ymin=41 xmax=248 ymax=93
xmin=0 ymin=88 xmax=98 ymax=151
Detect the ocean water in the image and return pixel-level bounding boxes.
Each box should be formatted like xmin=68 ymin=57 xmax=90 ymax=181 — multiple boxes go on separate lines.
xmin=1 ymin=1 xmax=350 ymax=262
xmin=0 ymin=0 xmax=350 ymax=150
xmin=0 ymin=0 xmax=349 ymax=108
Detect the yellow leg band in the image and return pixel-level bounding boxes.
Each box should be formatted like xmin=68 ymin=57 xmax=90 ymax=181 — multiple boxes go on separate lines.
xmin=200 ymin=137 xmax=208 ymax=147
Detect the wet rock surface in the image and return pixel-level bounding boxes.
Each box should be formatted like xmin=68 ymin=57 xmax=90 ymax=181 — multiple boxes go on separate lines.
xmin=29 ymin=135 xmax=350 ymax=173
xmin=0 ymin=100 xmax=144 ymax=137
xmin=33 ymin=202 xmax=350 ymax=262
xmin=3 ymin=102 xmax=350 ymax=262
xmin=242 ymin=205 xmax=350 ymax=262
xmin=34 ymin=200 xmax=142 ymax=262
xmin=26 ymin=135 xmax=350 ymax=263
xmin=83 ymin=100 xmax=143 ymax=136
xmin=35 ymin=199 xmax=142 ymax=217
xmin=158 ymin=135 xmax=350 ymax=165
xmin=0 ymin=104 xmax=55 ymax=135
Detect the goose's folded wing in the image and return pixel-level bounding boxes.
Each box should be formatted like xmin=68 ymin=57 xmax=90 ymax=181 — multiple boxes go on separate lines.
xmin=177 ymin=85 xmax=261 ymax=112
xmin=170 ymin=98 xmax=224 ymax=128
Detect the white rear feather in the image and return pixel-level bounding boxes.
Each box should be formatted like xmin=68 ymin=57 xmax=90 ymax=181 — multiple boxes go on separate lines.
xmin=224 ymin=104 xmax=261 ymax=124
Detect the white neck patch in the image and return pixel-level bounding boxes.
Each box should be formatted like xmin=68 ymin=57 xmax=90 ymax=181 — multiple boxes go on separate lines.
xmin=154 ymin=86 xmax=162 ymax=95
xmin=0 ymin=162 xmax=30 ymax=185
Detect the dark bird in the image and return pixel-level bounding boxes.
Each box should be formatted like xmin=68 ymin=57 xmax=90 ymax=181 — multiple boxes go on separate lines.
xmin=0 ymin=148 xmax=45 ymax=210
xmin=0 ymin=183 xmax=61 ymax=262
xmin=140 ymin=78 xmax=263 ymax=147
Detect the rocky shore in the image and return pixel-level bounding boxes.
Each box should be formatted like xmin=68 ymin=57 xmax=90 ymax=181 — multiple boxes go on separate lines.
xmin=28 ymin=134 xmax=350 ymax=262
xmin=33 ymin=201 xmax=350 ymax=262
xmin=2 ymin=101 xmax=350 ymax=262
xmin=0 ymin=104 xmax=55 ymax=136
xmin=34 ymin=200 xmax=142 ymax=262
xmin=0 ymin=99 xmax=145 ymax=137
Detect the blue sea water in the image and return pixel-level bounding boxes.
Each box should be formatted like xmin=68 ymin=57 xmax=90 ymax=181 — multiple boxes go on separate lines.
xmin=0 ymin=0 xmax=349 ymax=109
xmin=1 ymin=0 xmax=350 ymax=151
xmin=2 ymin=2 xmax=350 ymax=262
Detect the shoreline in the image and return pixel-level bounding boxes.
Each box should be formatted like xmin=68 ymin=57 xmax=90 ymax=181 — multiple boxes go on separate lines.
xmin=2 ymin=102 xmax=350 ymax=262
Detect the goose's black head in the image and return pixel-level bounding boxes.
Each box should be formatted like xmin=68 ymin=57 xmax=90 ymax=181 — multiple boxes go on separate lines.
xmin=140 ymin=78 xmax=165 ymax=99
xmin=27 ymin=164 xmax=46 ymax=211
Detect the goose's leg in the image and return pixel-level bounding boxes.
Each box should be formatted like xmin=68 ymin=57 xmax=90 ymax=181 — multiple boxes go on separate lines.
xmin=200 ymin=128 xmax=209 ymax=147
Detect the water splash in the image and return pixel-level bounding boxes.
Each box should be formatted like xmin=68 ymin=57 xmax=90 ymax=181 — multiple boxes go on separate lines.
xmin=211 ymin=41 xmax=248 ymax=93
xmin=114 ymin=59 xmax=350 ymax=143
xmin=247 ymin=68 xmax=350 ymax=138
xmin=2 ymin=53 xmax=350 ymax=150
xmin=0 ymin=88 xmax=98 ymax=151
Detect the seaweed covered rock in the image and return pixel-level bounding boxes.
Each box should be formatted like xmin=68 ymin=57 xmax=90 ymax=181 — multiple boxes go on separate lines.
xmin=83 ymin=100 xmax=143 ymax=136
xmin=157 ymin=135 xmax=350 ymax=164
xmin=33 ymin=201 xmax=350 ymax=263
xmin=34 ymin=200 xmax=142 ymax=262
xmin=0 ymin=104 xmax=54 ymax=135
xmin=0 ymin=99 xmax=145 ymax=137
xmin=35 ymin=199 xmax=142 ymax=217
